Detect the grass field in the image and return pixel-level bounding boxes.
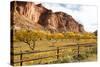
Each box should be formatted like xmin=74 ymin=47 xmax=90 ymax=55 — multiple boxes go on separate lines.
xmin=12 ymin=38 xmax=97 ymax=66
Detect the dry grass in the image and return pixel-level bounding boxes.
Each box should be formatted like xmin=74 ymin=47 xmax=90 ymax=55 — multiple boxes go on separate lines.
xmin=12 ymin=39 xmax=97 ymax=66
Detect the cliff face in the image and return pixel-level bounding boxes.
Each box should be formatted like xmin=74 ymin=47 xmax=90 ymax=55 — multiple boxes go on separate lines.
xmin=11 ymin=1 xmax=85 ymax=33
xmin=38 ymin=12 xmax=85 ymax=32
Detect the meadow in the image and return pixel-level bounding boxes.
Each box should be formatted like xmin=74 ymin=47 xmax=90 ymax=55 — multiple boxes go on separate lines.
xmin=11 ymin=30 xmax=97 ymax=66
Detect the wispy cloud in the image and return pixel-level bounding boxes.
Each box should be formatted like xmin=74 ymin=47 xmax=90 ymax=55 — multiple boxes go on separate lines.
xmin=59 ymin=4 xmax=82 ymax=11
xmin=59 ymin=4 xmax=66 ymax=7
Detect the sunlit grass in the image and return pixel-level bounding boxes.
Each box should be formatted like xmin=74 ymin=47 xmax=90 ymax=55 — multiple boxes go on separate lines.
xmin=12 ymin=39 xmax=97 ymax=66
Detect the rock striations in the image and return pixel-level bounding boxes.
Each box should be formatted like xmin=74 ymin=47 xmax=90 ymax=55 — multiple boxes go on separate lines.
xmin=11 ymin=1 xmax=85 ymax=33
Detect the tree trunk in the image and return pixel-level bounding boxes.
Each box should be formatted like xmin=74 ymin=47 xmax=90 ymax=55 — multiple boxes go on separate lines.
xmin=32 ymin=41 xmax=36 ymax=51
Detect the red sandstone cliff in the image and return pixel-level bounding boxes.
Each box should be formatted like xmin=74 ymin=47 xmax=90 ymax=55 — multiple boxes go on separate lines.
xmin=11 ymin=1 xmax=85 ymax=33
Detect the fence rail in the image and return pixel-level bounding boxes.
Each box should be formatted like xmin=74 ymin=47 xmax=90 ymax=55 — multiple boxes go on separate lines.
xmin=11 ymin=43 xmax=96 ymax=66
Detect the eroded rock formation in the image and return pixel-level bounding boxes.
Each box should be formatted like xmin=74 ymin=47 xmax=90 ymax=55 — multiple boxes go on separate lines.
xmin=11 ymin=1 xmax=85 ymax=33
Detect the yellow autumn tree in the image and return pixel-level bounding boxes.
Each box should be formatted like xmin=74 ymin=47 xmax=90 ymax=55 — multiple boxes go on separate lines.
xmin=15 ymin=29 xmax=41 ymax=50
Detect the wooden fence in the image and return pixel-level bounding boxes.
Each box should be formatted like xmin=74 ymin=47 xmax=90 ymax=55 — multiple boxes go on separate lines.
xmin=11 ymin=43 xmax=96 ymax=66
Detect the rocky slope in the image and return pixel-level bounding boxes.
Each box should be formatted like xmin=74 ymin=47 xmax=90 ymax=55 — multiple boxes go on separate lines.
xmin=11 ymin=1 xmax=85 ymax=33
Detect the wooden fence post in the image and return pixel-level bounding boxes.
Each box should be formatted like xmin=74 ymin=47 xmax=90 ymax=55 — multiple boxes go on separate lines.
xmin=57 ymin=47 xmax=60 ymax=60
xmin=11 ymin=51 xmax=14 ymax=66
xmin=20 ymin=50 xmax=23 ymax=66
xmin=77 ymin=43 xmax=80 ymax=62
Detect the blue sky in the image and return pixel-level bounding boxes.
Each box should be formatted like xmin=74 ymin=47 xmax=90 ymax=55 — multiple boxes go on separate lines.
xmin=35 ymin=2 xmax=97 ymax=32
